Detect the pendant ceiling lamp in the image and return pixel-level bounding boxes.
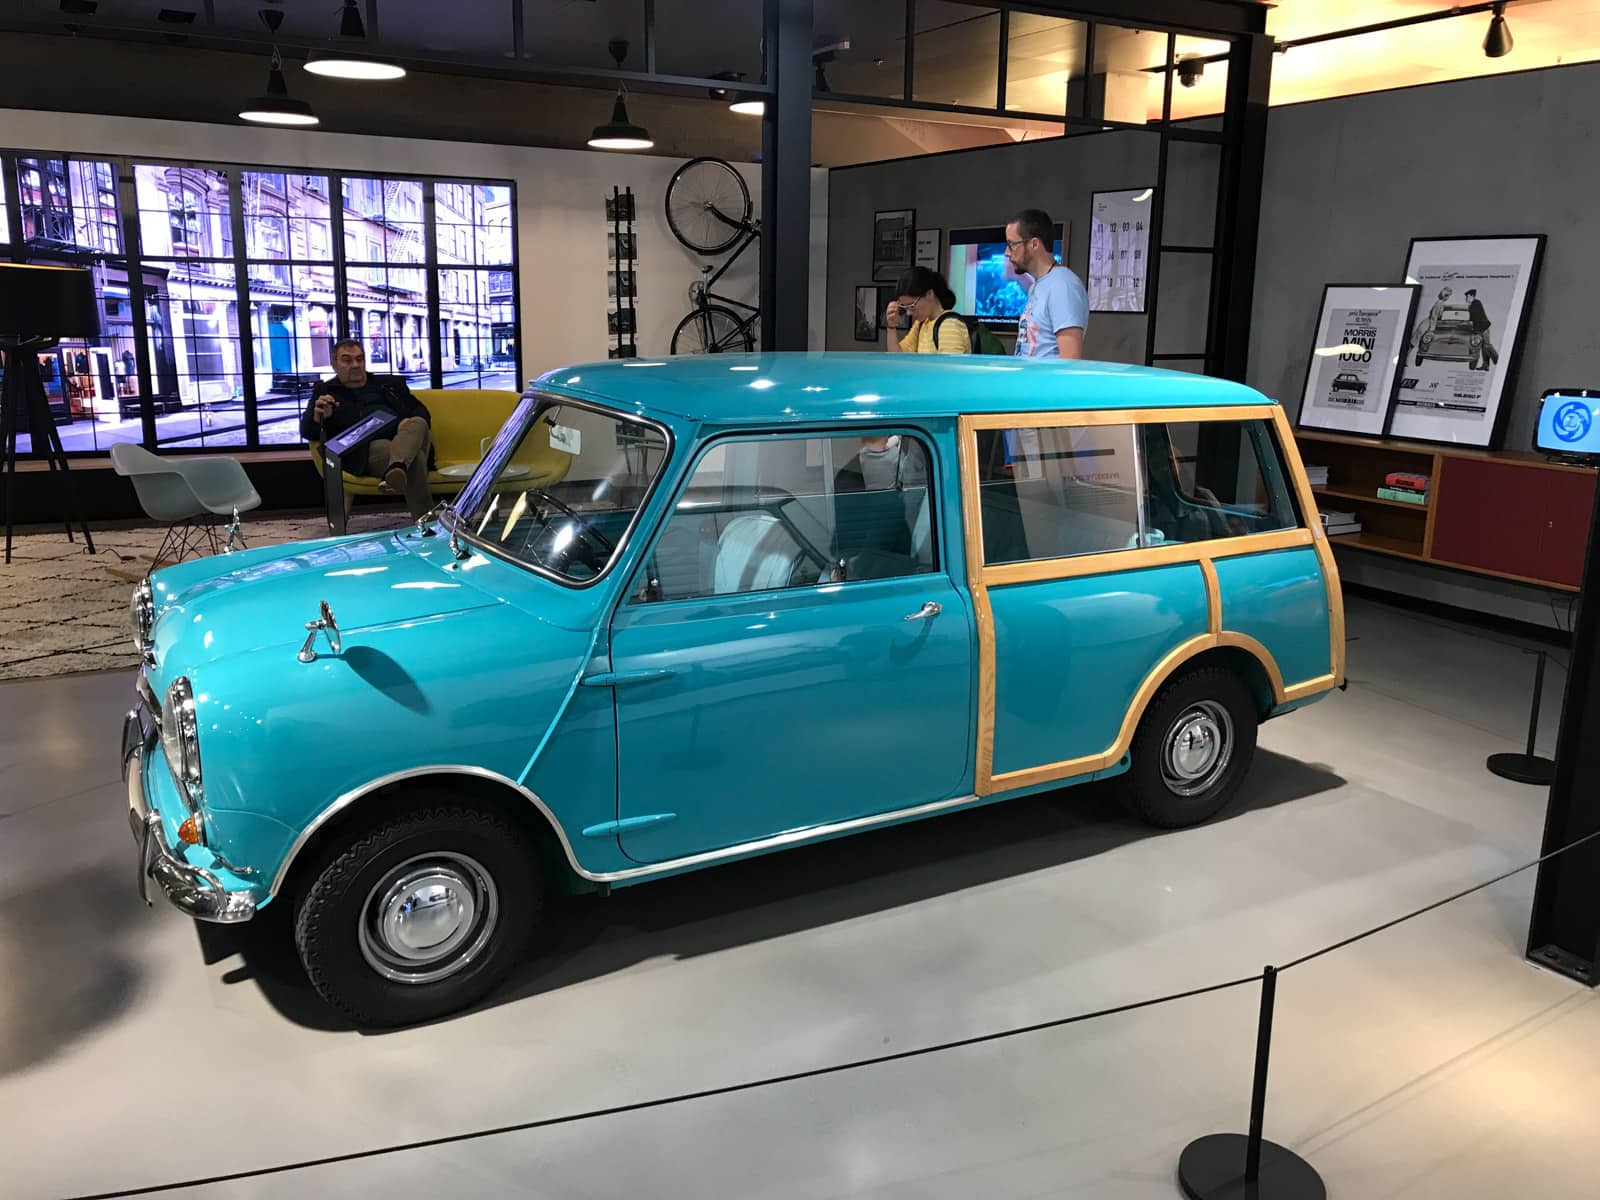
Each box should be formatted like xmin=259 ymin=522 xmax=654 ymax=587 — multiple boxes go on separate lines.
xmin=588 ymin=39 xmax=654 ymax=151
xmin=305 ymin=0 xmax=407 ymax=80
xmin=240 ymin=49 xmax=320 ymax=125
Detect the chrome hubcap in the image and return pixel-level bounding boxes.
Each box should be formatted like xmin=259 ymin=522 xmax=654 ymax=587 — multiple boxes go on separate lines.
xmin=358 ymin=852 xmax=499 ymax=985
xmin=1161 ymin=700 xmax=1234 ymax=797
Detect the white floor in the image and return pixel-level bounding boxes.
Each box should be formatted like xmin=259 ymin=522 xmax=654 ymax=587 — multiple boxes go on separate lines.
xmin=1 ymin=594 xmax=1594 ymax=1199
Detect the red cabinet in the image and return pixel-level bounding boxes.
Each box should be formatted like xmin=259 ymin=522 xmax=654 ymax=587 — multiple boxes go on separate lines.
xmin=1431 ymin=459 xmax=1596 ymax=587
xmin=1296 ymin=430 xmax=1597 ymax=592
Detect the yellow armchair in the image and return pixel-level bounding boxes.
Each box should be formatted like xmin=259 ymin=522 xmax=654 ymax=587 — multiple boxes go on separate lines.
xmin=309 ymin=388 xmax=570 ymax=496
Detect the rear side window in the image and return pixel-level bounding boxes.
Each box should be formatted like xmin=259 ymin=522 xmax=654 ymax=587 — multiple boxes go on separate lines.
xmin=637 ymin=432 xmax=936 ymax=602
xmin=1139 ymin=420 xmax=1299 ymax=546
xmin=976 ymin=424 xmax=1142 ymax=564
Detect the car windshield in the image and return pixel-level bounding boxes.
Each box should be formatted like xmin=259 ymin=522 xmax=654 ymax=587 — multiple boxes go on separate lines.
xmin=448 ymin=394 xmax=670 ymax=585
xmin=1439 ymin=305 xmax=1472 ymax=322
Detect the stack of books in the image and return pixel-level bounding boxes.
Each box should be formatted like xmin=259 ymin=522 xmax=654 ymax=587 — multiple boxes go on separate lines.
xmin=1321 ymin=508 xmax=1362 ymax=537
xmin=1376 ymin=471 xmax=1430 ymax=505
xmin=1304 ymin=464 xmax=1330 ymax=488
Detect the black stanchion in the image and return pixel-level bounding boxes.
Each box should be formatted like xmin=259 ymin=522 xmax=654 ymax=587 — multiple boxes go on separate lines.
xmin=1177 ymin=966 xmax=1325 ymax=1200
xmin=1487 ymin=649 xmax=1556 ymax=786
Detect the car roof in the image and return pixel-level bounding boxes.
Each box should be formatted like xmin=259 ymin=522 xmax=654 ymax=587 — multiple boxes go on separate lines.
xmin=533 ymin=352 xmax=1275 ymax=426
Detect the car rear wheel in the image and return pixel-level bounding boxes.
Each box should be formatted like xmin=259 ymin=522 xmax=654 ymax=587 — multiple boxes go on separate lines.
xmin=293 ymin=800 xmax=541 ymax=1027
xmin=1120 ymin=666 xmax=1257 ymax=829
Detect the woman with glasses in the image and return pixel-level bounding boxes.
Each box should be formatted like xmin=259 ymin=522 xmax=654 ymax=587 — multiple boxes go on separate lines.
xmin=883 ymin=266 xmax=970 ymax=355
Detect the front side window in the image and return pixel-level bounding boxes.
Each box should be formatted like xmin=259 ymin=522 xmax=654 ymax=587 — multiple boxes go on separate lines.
xmin=977 ymin=423 xmax=1142 ymax=564
xmin=638 ymin=432 xmax=936 ymax=602
xmin=1139 ymin=420 xmax=1298 ymax=545
xmin=453 ymin=397 xmax=669 ymax=585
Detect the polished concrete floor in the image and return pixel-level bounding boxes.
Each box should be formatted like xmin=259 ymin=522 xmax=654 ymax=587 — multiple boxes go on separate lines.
xmin=2 ymin=594 xmax=1595 ymax=1199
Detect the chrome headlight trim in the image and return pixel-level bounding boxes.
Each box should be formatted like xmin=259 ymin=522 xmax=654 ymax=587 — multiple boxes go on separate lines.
xmin=161 ymin=675 xmax=203 ymax=808
xmin=130 ymin=580 xmax=155 ymax=666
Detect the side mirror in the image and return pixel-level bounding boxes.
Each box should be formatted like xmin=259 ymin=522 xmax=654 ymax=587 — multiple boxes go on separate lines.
xmin=297 ymin=599 xmax=342 ymax=663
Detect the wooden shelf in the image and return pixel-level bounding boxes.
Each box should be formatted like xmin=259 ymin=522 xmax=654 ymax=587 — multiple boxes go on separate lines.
xmin=1295 ymin=428 xmax=1595 ymax=592
xmin=1326 ymin=531 xmax=1428 ymax=562
xmin=1312 ymin=486 xmax=1429 ymax=513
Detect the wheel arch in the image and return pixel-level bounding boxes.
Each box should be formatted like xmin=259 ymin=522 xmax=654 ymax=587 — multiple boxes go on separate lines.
xmin=270 ymin=767 xmax=586 ymax=907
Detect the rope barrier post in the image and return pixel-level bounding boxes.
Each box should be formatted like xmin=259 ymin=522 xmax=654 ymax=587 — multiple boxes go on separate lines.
xmin=1488 ymin=648 xmax=1555 ymax=785
xmin=1177 ymin=966 xmax=1324 ymax=1199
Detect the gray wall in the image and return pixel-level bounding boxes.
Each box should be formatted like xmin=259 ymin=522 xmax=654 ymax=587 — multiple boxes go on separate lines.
xmin=827 ymin=130 xmax=1209 ymax=362
xmin=1249 ymin=62 xmax=1599 ymax=445
xmin=1249 ymin=62 xmax=1600 ymax=630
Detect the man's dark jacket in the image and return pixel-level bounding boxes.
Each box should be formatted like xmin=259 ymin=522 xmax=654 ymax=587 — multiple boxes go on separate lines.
xmin=299 ymin=375 xmax=434 ymax=477
xmin=1467 ymin=299 xmax=1492 ymax=333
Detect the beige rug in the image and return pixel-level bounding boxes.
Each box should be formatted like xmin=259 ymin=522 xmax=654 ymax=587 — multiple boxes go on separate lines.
xmin=0 ymin=510 xmax=413 ymax=682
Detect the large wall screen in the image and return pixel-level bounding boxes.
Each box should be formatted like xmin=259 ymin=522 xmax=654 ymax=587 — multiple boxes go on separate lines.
xmin=0 ymin=150 xmax=518 ymax=455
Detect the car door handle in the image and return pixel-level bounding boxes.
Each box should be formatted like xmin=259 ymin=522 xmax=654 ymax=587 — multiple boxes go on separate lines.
xmin=580 ymin=668 xmax=678 ymax=688
xmin=903 ymin=601 xmax=942 ymax=622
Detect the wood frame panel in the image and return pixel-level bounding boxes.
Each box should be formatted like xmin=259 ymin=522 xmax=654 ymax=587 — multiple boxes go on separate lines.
xmin=959 ymin=405 xmax=1345 ymax=796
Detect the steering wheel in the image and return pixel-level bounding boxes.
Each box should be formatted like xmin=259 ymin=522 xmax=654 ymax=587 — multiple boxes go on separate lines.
xmin=532 ymin=488 xmax=614 ymax=560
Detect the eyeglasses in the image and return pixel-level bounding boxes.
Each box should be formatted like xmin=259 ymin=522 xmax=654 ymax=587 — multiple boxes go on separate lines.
xmin=1004 ymin=238 xmax=1027 ymax=249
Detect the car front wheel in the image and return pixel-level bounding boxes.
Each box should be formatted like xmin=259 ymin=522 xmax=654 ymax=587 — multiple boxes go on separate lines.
xmin=1120 ymin=666 xmax=1258 ymax=829
xmin=293 ymin=801 xmax=541 ymax=1027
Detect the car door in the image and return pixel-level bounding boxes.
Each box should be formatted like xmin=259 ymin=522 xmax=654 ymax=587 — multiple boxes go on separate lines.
xmin=605 ymin=429 xmax=972 ymax=864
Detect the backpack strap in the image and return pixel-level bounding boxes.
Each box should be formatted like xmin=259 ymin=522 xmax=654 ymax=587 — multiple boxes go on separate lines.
xmin=932 ymin=310 xmax=975 ymax=353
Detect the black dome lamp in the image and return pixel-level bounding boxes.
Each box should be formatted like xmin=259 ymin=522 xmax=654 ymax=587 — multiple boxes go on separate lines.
xmin=588 ymin=39 xmax=654 ymax=151
xmin=1484 ymin=2 xmax=1514 ymax=58
xmin=240 ymin=11 xmax=319 ymax=126
xmin=305 ymin=0 xmax=406 ymax=81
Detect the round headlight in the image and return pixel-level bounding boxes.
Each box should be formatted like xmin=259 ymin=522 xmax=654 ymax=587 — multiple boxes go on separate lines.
xmin=130 ymin=580 xmax=154 ymax=663
xmin=161 ymin=676 xmax=203 ymax=805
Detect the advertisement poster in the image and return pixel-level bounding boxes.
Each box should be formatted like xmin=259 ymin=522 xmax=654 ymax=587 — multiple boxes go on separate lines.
xmin=1388 ymin=235 xmax=1544 ymax=447
xmin=1296 ymin=284 xmax=1420 ymax=438
xmin=1088 ymin=188 xmax=1154 ymax=312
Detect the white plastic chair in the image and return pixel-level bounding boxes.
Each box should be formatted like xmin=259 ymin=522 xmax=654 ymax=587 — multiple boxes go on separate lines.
xmin=110 ymin=443 xmax=262 ymax=573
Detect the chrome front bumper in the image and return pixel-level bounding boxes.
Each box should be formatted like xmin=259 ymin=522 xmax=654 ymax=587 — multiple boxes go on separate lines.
xmin=121 ymin=704 xmax=256 ymax=924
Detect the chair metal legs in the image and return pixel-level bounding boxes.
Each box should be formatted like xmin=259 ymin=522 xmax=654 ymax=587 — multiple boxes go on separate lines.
xmin=147 ymin=513 xmax=244 ymax=577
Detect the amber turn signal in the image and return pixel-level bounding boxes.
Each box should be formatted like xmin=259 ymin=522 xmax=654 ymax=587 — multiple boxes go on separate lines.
xmin=178 ymin=815 xmax=204 ymax=846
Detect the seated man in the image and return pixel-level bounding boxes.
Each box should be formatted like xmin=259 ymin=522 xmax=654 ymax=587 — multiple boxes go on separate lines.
xmin=300 ymin=338 xmax=435 ymax=517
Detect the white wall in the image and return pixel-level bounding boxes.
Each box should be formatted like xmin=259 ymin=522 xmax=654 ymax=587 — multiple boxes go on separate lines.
xmin=0 ymin=108 xmax=828 ymax=386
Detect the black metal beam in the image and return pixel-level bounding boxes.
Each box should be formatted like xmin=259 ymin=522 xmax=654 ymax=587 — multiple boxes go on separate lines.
xmin=1208 ymin=31 xmax=1271 ymax=382
xmin=226 ymin=167 xmax=260 ymax=448
xmin=422 ymin=181 xmax=443 ymax=391
xmin=1528 ymin=479 xmax=1600 ymax=988
xmin=761 ymin=0 xmax=813 ymax=352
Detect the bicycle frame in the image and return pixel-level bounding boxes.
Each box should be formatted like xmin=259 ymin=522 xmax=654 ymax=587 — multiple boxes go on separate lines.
xmin=695 ymin=219 xmax=760 ymax=319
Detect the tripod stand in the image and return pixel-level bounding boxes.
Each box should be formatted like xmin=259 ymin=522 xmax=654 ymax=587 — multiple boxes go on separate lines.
xmin=1 ymin=336 xmax=96 ymax=564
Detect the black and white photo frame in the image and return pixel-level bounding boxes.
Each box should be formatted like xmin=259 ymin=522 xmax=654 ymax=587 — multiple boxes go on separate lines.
xmin=1387 ymin=235 xmax=1545 ymax=448
xmin=872 ymin=208 xmax=916 ymax=282
xmin=1295 ymin=284 xmax=1421 ymax=438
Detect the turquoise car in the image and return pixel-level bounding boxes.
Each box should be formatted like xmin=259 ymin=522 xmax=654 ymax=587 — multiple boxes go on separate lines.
xmin=122 ymin=353 xmax=1344 ymax=1026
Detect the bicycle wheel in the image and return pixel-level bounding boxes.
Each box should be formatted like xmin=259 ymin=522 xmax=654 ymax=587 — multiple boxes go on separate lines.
xmin=666 ymin=157 xmax=752 ymax=255
xmin=671 ymin=305 xmax=756 ymax=355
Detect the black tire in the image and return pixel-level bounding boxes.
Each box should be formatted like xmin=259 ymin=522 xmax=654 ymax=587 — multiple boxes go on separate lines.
xmin=666 ymin=157 xmax=751 ymax=255
xmin=293 ymin=801 xmax=541 ymax=1027
xmin=1120 ymin=666 xmax=1258 ymax=829
xmin=671 ymin=304 xmax=755 ymax=354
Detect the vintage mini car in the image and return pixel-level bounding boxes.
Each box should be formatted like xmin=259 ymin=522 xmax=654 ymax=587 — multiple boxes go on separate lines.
xmin=1415 ymin=304 xmax=1482 ymax=367
xmin=1330 ymin=372 xmax=1367 ymax=395
xmin=122 ymin=354 xmax=1345 ymax=1026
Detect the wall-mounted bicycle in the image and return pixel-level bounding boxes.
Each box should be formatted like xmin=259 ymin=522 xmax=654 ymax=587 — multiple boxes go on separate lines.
xmin=666 ymin=157 xmax=760 ymax=354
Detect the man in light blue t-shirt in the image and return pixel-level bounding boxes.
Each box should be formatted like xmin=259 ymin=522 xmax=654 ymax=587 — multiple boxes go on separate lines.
xmin=1004 ymin=208 xmax=1088 ymax=359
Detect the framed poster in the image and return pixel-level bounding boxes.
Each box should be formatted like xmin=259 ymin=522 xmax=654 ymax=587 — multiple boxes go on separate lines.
xmin=872 ymin=208 xmax=916 ymax=281
xmin=1088 ymin=188 xmax=1154 ymax=312
xmin=914 ymin=228 xmax=940 ymax=271
xmin=1295 ymin=284 xmax=1420 ymax=438
xmin=1388 ymin=235 xmax=1545 ymax=448
xmin=854 ymin=284 xmax=882 ymax=342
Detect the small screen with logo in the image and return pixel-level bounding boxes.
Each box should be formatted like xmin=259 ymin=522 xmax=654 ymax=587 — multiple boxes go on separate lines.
xmin=1535 ymin=390 xmax=1600 ymax=458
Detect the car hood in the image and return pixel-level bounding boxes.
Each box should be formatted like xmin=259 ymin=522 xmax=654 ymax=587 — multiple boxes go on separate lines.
xmin=151 ymin=531 xmax=501 ymax=667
